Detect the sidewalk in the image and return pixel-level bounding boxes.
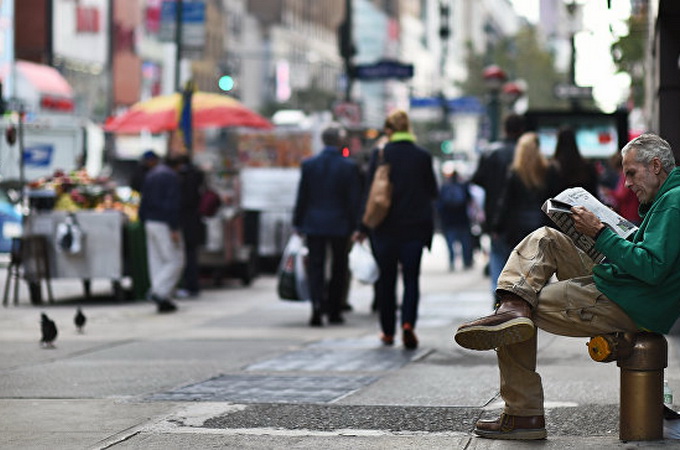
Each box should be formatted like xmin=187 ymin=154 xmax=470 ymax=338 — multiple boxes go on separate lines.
xmin=0 ymin=234 xmax=679 ymax=449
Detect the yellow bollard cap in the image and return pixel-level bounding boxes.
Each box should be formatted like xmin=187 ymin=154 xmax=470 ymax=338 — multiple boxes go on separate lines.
xmin=588 ymin=335 xmax=614 ymax=362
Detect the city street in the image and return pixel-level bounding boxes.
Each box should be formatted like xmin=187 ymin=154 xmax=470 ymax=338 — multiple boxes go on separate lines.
xmin=1 ymin=234 xmax=680 ymax=449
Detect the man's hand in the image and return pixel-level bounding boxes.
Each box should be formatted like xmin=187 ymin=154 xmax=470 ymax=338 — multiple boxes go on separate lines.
xmin=170 ymin=230 xmax=181 ymax=246
xmin=352 ymin=231 xmax=366 ymax=243
xmin=571 ymin=206 xmax=605 ymax=239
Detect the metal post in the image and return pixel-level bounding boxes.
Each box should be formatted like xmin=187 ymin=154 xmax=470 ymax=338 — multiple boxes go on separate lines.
xmin=18 ymin=105 xmax=26 ymax=218
xmin=175 ymin=0 xmax=183 ymax=91
xmin=488 ymin=90 xmax=500 ymax=142
xmin=567 ymin=0 xmax=580 ymax=111
xmin=439 ymin=1 xmax=450 ymax=132
xmin=340 ymin=0 xmax=354 ymax=101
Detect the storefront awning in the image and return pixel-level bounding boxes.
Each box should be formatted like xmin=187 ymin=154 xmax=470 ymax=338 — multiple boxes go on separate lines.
xmin=15 ymin=60 xmax=73 ymax=98
xmin=10 ymin=60 xmax=75 ymax=112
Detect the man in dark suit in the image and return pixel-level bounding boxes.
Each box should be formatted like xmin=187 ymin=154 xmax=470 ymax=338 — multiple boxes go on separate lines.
xmin=293 ymin=123 xmax=362 ymax=326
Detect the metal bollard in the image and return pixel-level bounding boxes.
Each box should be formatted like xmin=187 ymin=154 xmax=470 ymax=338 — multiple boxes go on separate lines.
xmin=587 ymin=332 xmax=667 ymax=441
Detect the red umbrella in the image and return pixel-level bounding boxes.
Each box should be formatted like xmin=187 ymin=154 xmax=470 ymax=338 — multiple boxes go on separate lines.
xmin=104 ymin=91 xmax=272 ymax=133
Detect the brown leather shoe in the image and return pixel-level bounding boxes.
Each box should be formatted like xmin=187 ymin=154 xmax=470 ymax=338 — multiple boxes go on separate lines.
xmin=475 ymin=413 xmax=546 ymax=440
xmin=454 ymin=295 xmax=535 ymax=350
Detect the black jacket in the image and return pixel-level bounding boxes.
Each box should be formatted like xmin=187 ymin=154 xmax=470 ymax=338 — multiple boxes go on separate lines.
xmin=293 ymin=146 xmax=362 ymax=237
xmin=362 ymin=139 xmax=438 ymax=248
xmin=491 ymin=166 xmax=560 ymax=248
xmin=471 ymin=138 xmax=516 ymax=232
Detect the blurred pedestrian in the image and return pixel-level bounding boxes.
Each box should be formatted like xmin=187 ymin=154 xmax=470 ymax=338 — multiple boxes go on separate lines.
xmin=471 ymin=114 xmax=526 ymax=295
xmin=490 ymin=132 xmax=558 ymax=251
xmin=437 ymin=168 xmax=474 ymax=271
xmin=175 ymin=155 xmax=206 ymax=298
xmin=139 ymin=156 xmax=185 ymax=313
xmin=130 ymin=150 xmax=160 ymax=193
xmin=354 ymin=110 xmax=438 ymax=350
xmin=550 ymin=126 xmax=599 ymax=197
xmin=293 ymin=123 xmax=362 ymax=327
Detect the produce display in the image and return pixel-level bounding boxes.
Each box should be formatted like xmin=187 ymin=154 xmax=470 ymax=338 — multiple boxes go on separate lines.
xmin=27 ymin=169 xmax=140 ymax=221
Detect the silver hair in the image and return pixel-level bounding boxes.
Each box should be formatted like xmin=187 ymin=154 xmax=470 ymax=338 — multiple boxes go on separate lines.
xmin=621 ymin=133 xmax=676 ymax=173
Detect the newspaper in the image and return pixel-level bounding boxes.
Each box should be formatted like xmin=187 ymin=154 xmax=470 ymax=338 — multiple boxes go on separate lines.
xmin=541 ymin=187 xmax=638 ymax=263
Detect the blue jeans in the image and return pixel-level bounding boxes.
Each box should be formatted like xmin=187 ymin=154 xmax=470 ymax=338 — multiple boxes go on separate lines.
xmin=371 ymin=235 xmax=425 ymax=337
xmin=442 ymin=226 xmax=473 ymax=268
xmin=489 ymin=234 xmax=511 ymax=297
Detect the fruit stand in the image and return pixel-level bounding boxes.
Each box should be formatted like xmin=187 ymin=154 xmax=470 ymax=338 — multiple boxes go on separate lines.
xmin=23 ymin=210 xmax=128 ymax=301
xmin=17 ymin=169 xmax=146 ymax=303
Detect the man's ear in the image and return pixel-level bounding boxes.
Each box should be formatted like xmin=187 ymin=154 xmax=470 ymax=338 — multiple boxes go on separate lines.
xmin=652 ymin=157 xmax=663 ymax=175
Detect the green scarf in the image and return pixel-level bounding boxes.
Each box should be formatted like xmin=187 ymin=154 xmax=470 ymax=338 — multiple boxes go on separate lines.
xmin=389 ymin=131 xmax=416 ymax=142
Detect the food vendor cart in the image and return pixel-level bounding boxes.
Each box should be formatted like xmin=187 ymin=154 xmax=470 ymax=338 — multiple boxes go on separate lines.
xmin=22 ymin=210 xmax=128 ymax=302
xmin=9 ymin=167 xmax=146 ymax=304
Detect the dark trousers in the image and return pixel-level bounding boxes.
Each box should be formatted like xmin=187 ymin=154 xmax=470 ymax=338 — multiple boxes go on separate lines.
xmin=371 ymin=235 xmax=424 ymax=337
xmin=181 ymin=241 xmax=200 ymax=294
xmin=306 ymin=235 xmax=350 ymax=318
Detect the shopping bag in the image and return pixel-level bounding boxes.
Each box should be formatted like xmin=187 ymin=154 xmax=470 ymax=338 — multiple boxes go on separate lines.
xmin=199 ymin=188 xmax=221 ymax=217
xmin=55 ymin=213 xmax=85 ymax=255
xmin=362 ymin=148 xmax=392 ymax=228
xmin=277 ymin=234 xmax=310 ymax=301
xmin=348 ymin=241 xmax=380 ymax=284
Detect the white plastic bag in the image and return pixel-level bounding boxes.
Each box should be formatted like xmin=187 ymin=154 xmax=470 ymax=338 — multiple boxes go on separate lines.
xmin=348 ymin=241 xmax=380 ymax=284
xmin=277 ymin=234 xmax=310 ymax=301
xmin=55 ymin=213 xmax=84 ymax=255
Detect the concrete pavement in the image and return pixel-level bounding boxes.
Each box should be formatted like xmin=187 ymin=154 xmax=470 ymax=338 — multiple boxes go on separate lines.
xmin=1 ymin=234 xmax=680 ymax=449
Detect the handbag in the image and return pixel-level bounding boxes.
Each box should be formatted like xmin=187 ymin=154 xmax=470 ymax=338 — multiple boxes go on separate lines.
xmin=362 ymin=147 xmax=392 ymax=228
xmin=277 ymin=234 xmax=310 ymax=301
xmin=199 ymin=188 xmax=221 ymax=217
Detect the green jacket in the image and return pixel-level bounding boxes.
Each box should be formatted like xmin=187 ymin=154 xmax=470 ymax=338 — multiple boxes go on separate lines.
xmin=594 ymin=167 xmax=680 ymax=333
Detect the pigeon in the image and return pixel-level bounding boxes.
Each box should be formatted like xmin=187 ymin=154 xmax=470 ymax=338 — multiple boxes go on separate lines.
xmin=74 ymin=308 xmax=86 ymax=333
xmin=40 ymin=313 xmax=58 ymax=348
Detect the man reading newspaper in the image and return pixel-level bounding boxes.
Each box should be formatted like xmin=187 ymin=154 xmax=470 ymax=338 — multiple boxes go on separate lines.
xmin=542 ymin=187 xmax=639 ymax=263
xmin=454 ymin=133 xmax=680 ymax=440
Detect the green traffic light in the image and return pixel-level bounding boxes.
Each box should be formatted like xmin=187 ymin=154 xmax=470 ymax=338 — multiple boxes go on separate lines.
xmin=440 ymin=140 xmax=453 ymax=154
xmin=219 ymin=75 xmax=235 ymax=91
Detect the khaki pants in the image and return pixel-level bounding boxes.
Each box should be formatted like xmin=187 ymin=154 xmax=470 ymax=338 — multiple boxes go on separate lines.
xmin=496 ymin=227 xmax=638 ymax=416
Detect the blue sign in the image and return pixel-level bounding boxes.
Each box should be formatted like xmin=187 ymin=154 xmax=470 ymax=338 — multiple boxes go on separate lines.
xmin=23 ymin=144 xmax=54 ymax=167
xmin=354 ymin=60 xmax=414 ymax=80
xmin=410 ymin=96 xmax=485 ymax=114
xmin=159 ymin=1 xmax=206 ymax=47
xmin=161 ymin=1 xmax=205 ymax=23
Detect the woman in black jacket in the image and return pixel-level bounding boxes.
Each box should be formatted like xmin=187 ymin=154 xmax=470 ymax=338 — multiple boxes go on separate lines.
xmin=550 ymin=126 xmax=599 ymax=198
xmin=355 ymin=110 xmax=438 ymax=349
xmin=492 ymin=132 xmax=559 ymax=249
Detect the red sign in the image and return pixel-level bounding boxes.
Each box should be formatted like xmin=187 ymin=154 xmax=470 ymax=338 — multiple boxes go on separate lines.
xmin=76 ymin=6 xmax=100 ymax=33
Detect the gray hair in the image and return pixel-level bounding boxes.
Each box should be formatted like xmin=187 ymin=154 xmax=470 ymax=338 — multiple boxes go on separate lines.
xmin=321 ymin=123 xmax=347 ymax=147
xmin=621 ymin=133 xmax=676 ymax=174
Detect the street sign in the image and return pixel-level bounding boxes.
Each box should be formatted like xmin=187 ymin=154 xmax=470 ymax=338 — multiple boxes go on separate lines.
xmin=354 ymin=60 xmax=414 ymax=80
xmin=554 ymin=84 xmax=593 ymax=100
xmin=410 ymin=96 xmax=484 ymax=114
xmin=159 ymin=1 xmax=206 ymax=48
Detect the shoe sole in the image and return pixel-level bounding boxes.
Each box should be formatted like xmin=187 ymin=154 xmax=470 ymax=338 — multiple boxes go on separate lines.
xmin=454 ymin=317 xmax=535 ymax=350
xmin=475 ymin=427 xmax=547 ymax=440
